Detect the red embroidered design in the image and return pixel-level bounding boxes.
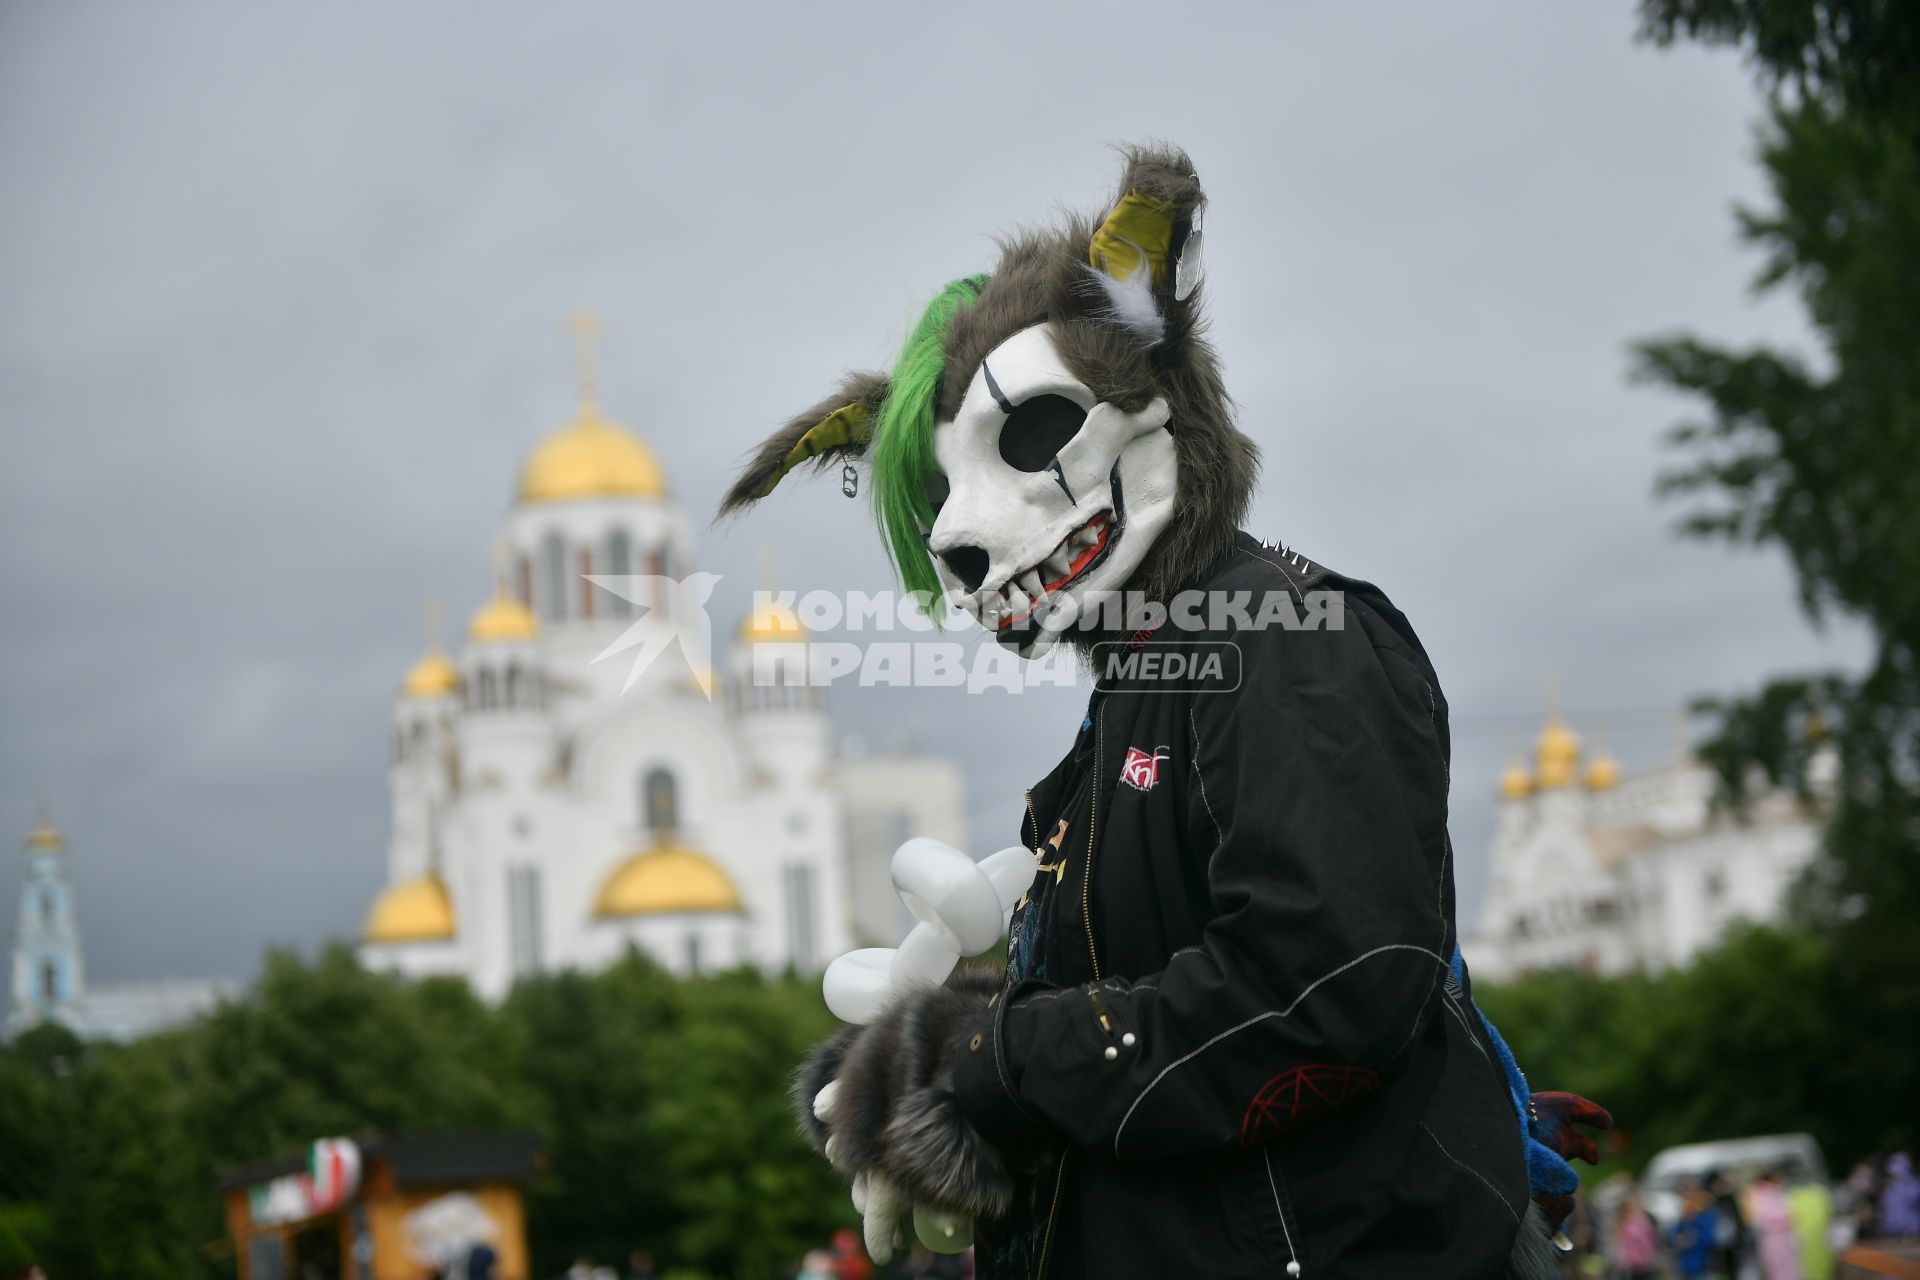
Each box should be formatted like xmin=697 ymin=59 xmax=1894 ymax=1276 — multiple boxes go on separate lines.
xmin=1240 ymin=1064 xmax=1382 ymax=1145
xmin=1120 ymin=746 xmax=1171 ymax=792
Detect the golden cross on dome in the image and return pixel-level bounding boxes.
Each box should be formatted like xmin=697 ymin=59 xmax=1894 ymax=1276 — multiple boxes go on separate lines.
xmin=569 ymin=309 xmax=603 ymax=409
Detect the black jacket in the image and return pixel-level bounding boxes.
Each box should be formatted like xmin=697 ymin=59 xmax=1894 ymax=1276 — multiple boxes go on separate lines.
xmin=951 ymin=533 xmax=1530 ymax=1279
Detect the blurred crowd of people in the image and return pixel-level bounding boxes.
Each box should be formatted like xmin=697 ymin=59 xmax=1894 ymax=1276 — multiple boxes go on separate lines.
xmin=796 ymin=1230 xmax=970 ymax=1280
xmin=559 ymin=1251 xmax=656 ymax=1280
xmin=556 ymin=1152 xmax=1920 ymax=1280
xmin=1560 ymin=1151 xmax=1920 ymax=1280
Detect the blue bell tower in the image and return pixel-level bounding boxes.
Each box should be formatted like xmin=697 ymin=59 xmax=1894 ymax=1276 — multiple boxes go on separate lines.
xmin=7 ymin=804 xmax=85 ymax=1036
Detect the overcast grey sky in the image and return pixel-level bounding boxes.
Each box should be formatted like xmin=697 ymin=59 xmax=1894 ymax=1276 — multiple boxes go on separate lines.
xmin=0 ymin=2 xmax=1869 ymax=1004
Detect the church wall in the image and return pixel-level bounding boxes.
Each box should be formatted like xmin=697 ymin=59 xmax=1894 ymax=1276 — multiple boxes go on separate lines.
xmin=836 ymin=755 xmax=970 ymax=946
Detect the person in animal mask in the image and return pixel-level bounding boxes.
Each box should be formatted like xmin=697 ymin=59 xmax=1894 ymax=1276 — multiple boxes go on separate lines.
xmin=722 ymin=144 xmax=1607 ymax=1280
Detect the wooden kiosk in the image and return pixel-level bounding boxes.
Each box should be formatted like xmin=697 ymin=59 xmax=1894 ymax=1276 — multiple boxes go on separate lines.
xmin=218 ymin=1132 xmax=541 ymax=1280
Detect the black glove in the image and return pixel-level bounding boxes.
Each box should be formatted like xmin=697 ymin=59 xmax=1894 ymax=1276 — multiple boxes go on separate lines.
xmin=793 ymin=968 xmax=1015 ymax=1234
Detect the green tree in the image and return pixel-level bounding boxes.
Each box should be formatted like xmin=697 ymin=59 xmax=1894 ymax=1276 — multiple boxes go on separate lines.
xmin=1479 ymin=923 xmax=1907 ymax=1167
xmin=0 ymin=947 xmax=857 ymax=1277
xmin=646 ymin=969 xmax=849 ymax=1278
xmin=180 ymin=945 xmax=537 ymax=1174
xmin=49 ymin=1035 xmax=211 ymax=1279
xmin=504 ymin=951 xmax=683 ymax=1274
xmin=0 ymin=1024 xmax=73 ymax=1272
xmin=1630 ymin=0 xmax=1920 ymax=1140
xmin=503 ymin=952 xmax=849 ymax=1279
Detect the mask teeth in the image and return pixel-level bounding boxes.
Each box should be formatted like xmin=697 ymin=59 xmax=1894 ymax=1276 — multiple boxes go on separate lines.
xmin=1019 ymin=569 xmax=1046 ymax=598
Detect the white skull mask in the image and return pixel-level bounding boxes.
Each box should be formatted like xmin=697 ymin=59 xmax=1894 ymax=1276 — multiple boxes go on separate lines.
xmin=928 ymin=323 xmax=1178 ymax=656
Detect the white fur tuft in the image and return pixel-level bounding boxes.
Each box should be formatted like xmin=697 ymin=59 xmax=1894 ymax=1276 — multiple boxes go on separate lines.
xmin=1087 ymin=261 xmax=1166 ymax=347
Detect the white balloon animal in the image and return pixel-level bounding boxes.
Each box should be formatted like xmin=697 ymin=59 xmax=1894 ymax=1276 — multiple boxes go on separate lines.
xmin=815 ymin=838 xmax=1036 ymax=1260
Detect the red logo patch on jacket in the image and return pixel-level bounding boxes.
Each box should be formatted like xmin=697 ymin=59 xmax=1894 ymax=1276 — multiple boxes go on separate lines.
xmin=1120 ymin=746 xmax=1171 ymax=792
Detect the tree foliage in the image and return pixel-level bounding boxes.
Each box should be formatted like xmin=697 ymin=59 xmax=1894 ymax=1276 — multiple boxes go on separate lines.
xmin=0 ymin=947 xmax=847 ymax=1280
xmin=1622 ymin=0 xmax=1920 ymax=1169
xmin=1477 ymin=924 xmax=1911 ymax=1169
xmin=1631 ymin=3 xmax=1920 ymax=967
xmin=1638 ymin=0 xmax=1920 ymax=125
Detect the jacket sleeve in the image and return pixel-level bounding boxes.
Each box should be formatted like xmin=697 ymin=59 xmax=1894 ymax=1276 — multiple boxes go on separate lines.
xmin=951 ymin=611 xmax=1455 ymax=1160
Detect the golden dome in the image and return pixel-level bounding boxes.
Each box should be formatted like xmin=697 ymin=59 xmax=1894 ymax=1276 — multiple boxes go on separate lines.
xmin=364 ymin=874 xmax=457 ymax=944
xmin=1535 ymin=714 xmax=1582 ymax=789
xmin=404 ymin=650 xmax=460 ymax=698
xmin=519 ymin=404 xmax=666 ymax=503
xmin=739 ymin=598 xmax=807 ymax=645
xmin=1585 ymin=753 xmax=1621 ymax=791
xmin=1498 ymin=761 xmax=1534 ymax=801
xmin=470 ymin=595 xmax=539 ymax=644
xmin=595 ymin=843 xmax=744 ymax=918
xmin=24 ymin=822 xmax=62 ymax=851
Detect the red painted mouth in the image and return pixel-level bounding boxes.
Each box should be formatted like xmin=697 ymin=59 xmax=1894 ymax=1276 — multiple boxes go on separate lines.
xmin=991 ymin=510 xmax=1114 ymax=631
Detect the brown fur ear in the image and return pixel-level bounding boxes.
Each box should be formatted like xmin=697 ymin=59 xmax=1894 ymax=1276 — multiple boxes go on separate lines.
xmin=720 ymin=372 xmax=890 ymax=515
xmin=1080 ymin=144 xmax=1207 ymax=346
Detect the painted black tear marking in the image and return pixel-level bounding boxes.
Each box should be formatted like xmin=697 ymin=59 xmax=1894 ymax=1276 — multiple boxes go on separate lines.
xmin=982 ymin=361 xmax=1015 ymax=415
xmin=1047 ymin=457 xmax=1075 ymax=503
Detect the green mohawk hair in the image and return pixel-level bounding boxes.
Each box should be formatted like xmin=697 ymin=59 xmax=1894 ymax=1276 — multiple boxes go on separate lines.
xmin=868 ymin=275 xmax=988 ymax=610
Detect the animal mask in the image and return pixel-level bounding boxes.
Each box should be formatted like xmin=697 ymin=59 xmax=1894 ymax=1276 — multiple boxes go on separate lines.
xmin=722 ymin=144 xmax=1258 ymax=658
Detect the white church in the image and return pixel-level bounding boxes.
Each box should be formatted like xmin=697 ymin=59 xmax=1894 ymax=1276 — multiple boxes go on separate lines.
xmin=357 ymin=324 xmax=964 ymax=999
xmin=1463 ymin=709 xmax=1826 ymax=981
xmin=8 ymin=807 xmax=235 ymax=1041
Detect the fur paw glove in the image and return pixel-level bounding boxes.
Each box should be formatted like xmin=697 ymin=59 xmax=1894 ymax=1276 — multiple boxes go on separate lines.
xmin=793 ymin=968 xmax=1013 ymax=1257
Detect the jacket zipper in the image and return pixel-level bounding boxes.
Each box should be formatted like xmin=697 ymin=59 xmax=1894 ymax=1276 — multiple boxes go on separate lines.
xmin=1086 ymin=985 xmax=1113 ymax=1034
xmin=1034 ymin=1146 xmax=1071 ymax=1278
xmin=1081 ymin=705 xmax=1104 ymax=979
xmin=1033 ymin=704 xmax=1107 ymax=1276
xmin=1021 ymin=780 xmax=1070 ymax=1279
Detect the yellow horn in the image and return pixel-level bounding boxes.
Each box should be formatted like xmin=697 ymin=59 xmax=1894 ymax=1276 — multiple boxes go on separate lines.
xmin=753 ymin=402 xmax=872 ymax=499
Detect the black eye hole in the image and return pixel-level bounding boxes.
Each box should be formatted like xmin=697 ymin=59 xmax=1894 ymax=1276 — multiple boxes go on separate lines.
xmin=997 ymin=395 xmax=1088 ymax=472
xmin=924 ymin=470 xmax=950 ymax=513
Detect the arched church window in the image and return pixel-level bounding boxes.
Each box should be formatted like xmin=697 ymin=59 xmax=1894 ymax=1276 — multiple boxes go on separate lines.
xmin=516 ymin=555 xmax=533 ymax=608
xmin=647 ymin=550 xmax=667 ymax=617
xmin=40 ymin=962 xmax=56 ymax=1001
xmin=478 ymin=668 xmax=498 ymax=710
xmin=40 ymin=889 xmax=55 ymax=924
xmin=606 ymin=529 xmax=632 ymax=618
xmin=578 ymin=547 xmax=595 ymax=620
xmin=542 ymin=532 xmax=567 ymax=622
xmin=643 ymin=767 xmax=678 ymax=835
xmin=505 ymin=664 xmax=523 ymax=708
